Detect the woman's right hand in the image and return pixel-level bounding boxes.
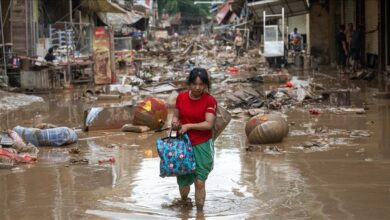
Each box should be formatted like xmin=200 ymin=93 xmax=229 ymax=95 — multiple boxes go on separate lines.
xmin=171 ymin=121 xmax=181 ymax=131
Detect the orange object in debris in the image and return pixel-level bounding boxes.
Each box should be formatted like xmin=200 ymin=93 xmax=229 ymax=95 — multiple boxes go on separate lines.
xmin=227 ymin=66 xmax=239 ymax=75
xmin=133 ymin=97 xmax=168 ymax=130
xmin=286 ymin=81 xmax=293 ymax=88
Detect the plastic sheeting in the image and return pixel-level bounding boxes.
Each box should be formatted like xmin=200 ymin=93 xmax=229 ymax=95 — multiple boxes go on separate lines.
xmin=85 ymin=107 xmax=104 ymax=127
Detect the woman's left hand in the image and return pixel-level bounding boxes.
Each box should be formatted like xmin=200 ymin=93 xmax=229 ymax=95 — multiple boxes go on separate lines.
xmin=180 ymin=124 xmax=190 ymax=134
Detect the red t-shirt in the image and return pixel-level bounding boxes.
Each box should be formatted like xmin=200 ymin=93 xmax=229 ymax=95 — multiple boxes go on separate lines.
xmin=176 ymin=91 xmax=217 ymax=145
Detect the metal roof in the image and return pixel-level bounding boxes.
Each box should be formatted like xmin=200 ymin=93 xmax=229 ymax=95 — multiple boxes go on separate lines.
xmin=248 ymin=0 xmax=309 ymax=21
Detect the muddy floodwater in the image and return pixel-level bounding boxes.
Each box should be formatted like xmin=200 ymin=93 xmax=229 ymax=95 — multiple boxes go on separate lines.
xmin=1 ymin=70 xmax=390 ymax=219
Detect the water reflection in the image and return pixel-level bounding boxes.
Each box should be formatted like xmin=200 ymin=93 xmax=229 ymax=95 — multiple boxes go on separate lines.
xmin=0 ymin=92 xmax=87 ymax=130
xmin=1 ymin=73 xmax=390 ymax=219
xmin=86 ymin=121 xmax=257 ymax=219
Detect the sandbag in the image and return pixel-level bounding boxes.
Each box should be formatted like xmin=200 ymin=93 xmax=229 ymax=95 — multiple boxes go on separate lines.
xmin=13 ymin=126 xmax=78 ymax=146
xmin=245 ymin=113 xmax=289 ymax=144
xmin=212 ymin=106 xmax=231 ymax=140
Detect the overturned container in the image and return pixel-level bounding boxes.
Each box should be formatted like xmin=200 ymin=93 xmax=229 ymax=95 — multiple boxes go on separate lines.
xmin=245 ymin=113 xmax=289 ymax=144
xmin=133 ymin=97 xmax=168 ymax=130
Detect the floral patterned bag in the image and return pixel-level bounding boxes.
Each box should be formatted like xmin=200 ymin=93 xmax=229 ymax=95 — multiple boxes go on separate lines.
xmin=156 ymin=132 xmax=195 ymax=177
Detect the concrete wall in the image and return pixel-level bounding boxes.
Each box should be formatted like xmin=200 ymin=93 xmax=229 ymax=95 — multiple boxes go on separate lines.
xmin=1 ymin=0 xmax=12 ymax=44
xmin=287 ymin=14 xmax=307 ymax=34
xmin=309 ymin=3 xmax=331 ymax=64
xmin=365 ymin=0 xmax=378 ymax=55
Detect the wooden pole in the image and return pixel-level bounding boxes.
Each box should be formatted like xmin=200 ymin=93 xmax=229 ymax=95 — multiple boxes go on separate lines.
xmin=0 ymin=0 xmax=8 ymax=82
xmin=66 ymin=0 xmax=73 ymax=86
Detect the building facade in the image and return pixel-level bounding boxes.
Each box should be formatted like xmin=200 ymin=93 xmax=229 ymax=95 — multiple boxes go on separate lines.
xmin=310 ymin=0 xmax=389 ymax=74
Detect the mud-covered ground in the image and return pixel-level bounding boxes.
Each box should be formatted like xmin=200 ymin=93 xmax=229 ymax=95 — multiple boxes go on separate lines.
xmin=0 ymin=90 xmax=44 ymax=113
xmin=0 ymin=67 xmax=389 ymax=219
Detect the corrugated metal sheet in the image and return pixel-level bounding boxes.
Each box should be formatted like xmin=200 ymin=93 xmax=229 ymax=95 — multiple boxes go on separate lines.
xmin=97 ymin=10 xmax=144 ymax=28
xmin=11 ymin=0 xmax=27 ymax=56
xmin=10 ymin=0 xmax=37 ymax=56
xmin=365 ymin=0 xmax=378 ymax=54
xmin=216 ymin=0 xmax=233 ymax=24
xmin=20 ymin=70 xmax=51 ymax=89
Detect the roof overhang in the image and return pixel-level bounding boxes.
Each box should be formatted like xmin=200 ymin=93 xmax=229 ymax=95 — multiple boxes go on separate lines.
xmin=216 ymin=0 xmax=234 ymax=24
xmin=248 ymin=0 xmax=309 ymax=21
xmin=98 ymin=10 xmax=145 ymax=28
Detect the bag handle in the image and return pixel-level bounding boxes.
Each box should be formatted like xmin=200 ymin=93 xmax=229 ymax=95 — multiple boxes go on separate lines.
xmin=162 ymin=129 xmax=182 ymax=141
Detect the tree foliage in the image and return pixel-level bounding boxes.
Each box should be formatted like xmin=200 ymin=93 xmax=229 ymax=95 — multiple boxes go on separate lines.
xmin=157 ymin=0 xmax=209 ymax=18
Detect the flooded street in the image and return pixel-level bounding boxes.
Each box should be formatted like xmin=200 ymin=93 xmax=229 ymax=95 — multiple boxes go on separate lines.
xmin=0 ymin=0 xmax=389 ymax=218
xmin=1 ymin=69 xmax=390 ymax=220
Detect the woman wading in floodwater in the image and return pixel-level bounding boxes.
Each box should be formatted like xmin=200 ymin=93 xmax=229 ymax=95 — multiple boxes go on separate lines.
xmin=172 ymin=68 xmax=217 ymax=211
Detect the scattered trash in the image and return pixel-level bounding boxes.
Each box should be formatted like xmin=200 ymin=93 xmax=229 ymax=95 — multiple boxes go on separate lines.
xmin=350 ymin=130 xmax=371 ymax=137
xmin=69 ymin=158 xmax=89 ymax=165
xmin=341 ymin=108 xmax=366 ymax=114
xmin=285 ymin=81 xmax=293 ymax=88
xmin=121 ymin=124 xmax=151 ymax=133
xmin=322 ymin=89 xmax=351 ymax=106
xmin=142 ymin=83 xmax=178 ymax=94
xmin=309 ymin=109 xmax=321 ymax=115
xmin=355 ymin=148 xmax=365 ymax=153
xmin=261 ymin=72 xmax=291 ymax=83
xmin=301 ymin=141 xmax=324 ymax=148
xmin=98 ymin=157 xmax=116 ymax=165
xmin=69 ymin=148 xmax=80 ymax=154
xmin=97 ymin=94 xmax=121 ymax=101
xmin=364 ymin=158 xmax=373 ymax=162
xmin=245 ymin=145 xmax=283 ymax=154
xmin=0 ymin=148 xmax=37 ymax=167
xmin=0 ymin=132 xmax=14 ymax=146
xmin=109 ymin=84 xmax=133 ymax=94
xmin=227 ymin=66 xmax=239 ymax=75
xmin=107 ymin=144 xmax=120 ymax=148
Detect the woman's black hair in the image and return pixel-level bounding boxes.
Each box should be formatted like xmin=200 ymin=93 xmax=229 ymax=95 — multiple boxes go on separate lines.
xmin=188 ymin=67 xmax=211 ymax=89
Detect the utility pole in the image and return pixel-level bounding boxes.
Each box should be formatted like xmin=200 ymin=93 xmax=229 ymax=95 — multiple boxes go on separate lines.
xmin=245 ymin=0 xmax=249 ymax=50
xmin=66 ymin=0 xmax=73 ymax=87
